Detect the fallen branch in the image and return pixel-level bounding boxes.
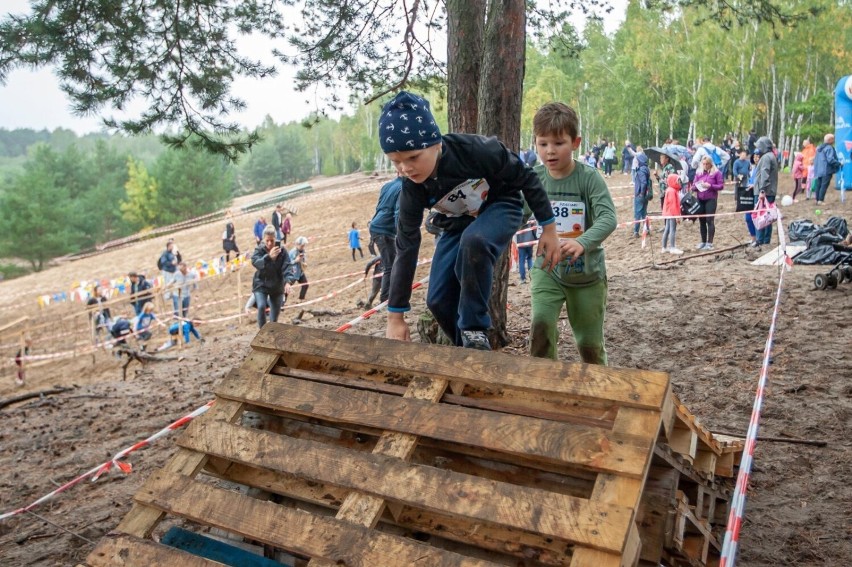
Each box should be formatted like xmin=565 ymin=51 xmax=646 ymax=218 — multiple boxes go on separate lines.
xmin=0 ymin=387 xmax=73 ymax=410
xmin=712 ymin=430 xmax=827 ymax=447
xmin=632 ymin=243 xmax=747 ymax=271
xmin=117 ymin=348 xmax=183 ymax=381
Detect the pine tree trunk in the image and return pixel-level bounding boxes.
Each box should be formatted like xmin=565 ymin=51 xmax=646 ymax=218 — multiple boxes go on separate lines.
xmin=477 ymin=0 xmax=526 ymax=348
xmin=447 ymin=0 xmax=485 ymax=133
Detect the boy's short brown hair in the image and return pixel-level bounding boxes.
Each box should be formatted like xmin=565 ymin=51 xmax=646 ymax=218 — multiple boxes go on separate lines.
xmin=533 ymin=102 xmax=580 ymax=139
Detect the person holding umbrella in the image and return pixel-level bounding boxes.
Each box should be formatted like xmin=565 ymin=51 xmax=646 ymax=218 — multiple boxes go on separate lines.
xmin=653 ymin=153 xmax=678 ymax=210
xmin=645 ymin=147 xmax=685 ymax=209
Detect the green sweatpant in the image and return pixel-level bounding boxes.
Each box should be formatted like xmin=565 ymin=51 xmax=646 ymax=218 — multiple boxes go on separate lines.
xmin=529 ymin=269 xmax=608 ymax=365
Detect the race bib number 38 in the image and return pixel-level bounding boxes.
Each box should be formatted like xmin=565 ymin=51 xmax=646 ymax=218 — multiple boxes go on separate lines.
xmin=551 ymin=200 xmax=586 ymax=238
xmin=433 ymin=178 xmax=490 ymax=217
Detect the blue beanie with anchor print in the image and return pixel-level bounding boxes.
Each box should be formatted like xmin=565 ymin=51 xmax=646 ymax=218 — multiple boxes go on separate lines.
xmin=378 ymin=91 xmax=442 ymax=153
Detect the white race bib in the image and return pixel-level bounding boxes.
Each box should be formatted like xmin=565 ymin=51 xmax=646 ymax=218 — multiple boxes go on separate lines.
xmin=433 ymin=178 xmax=490 ymax=217
xmin=551 ymin=200 xmax=586 ymax=238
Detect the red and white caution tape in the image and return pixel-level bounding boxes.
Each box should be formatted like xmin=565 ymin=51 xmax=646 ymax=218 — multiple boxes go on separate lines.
xmin=719 ymin=222 xmax=789 ymax=567
xmin=335 ymin=276 xmax=430 ymax=332
xmin=0 ymin=401 xmax=215 ymax=521
xmin=0 ymin=271 xmax=432 ymax=520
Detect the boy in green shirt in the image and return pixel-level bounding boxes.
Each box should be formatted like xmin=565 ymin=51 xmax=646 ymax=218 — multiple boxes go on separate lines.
xmin=529 ymin=102 xmax=617 ymax=364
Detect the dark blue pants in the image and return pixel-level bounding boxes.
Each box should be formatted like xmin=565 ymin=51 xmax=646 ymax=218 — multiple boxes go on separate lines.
xmin=517 ymin=245 xmax=534 ymax=282
xmin=373 ymin=234 xmax=396 ymax=303
xmin=254 ymin=290 xmax=283 ymax=328
xmin=756 ymin=195 xmax=776 ymax=245
xmin=815 ymin=175 xmax=833 ymax=202
xmin=633 ymin=196 xmax=648 ymax=235
xmin=426 ymin=201 xmax=522 ymax=346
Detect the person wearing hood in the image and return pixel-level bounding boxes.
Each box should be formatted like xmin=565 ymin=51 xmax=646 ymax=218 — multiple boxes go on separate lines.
xmin=632 ymin=152 xmax=651 ymax=238
xmin=813 ymin=134 xmax=841 ymax=205
xmin=753 ymin=136 xmax=778 ymax=246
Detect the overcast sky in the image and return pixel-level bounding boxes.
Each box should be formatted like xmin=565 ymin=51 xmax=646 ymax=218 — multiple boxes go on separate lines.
xmin=0 ymin=1 xmax=626 ymax=135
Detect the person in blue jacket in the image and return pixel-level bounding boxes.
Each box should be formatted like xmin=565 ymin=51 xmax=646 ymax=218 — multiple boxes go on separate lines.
xmin=369 ymin=176 xmax=403 ymax=303
xmin=632 ymin=152 xmax=651 ymax=238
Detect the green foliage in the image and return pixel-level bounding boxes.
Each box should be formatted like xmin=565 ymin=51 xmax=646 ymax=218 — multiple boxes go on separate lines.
xmin=0 ymin=262 xmax=31 ymax=281
xmin=0 ymin=145 xmax=82 ymax=270
xmin=121 ymin=158 xmax=159 ymax=231
xmin=152 ymin=141 xmax=236 ymax=225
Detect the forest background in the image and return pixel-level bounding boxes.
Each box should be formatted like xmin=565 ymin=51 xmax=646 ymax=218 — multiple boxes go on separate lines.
xmin=0 ymin=0 xmax=848 ymax=277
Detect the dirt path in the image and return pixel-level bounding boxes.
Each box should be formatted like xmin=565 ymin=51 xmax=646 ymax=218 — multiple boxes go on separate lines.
xmin=0 ymin=171 xmax=850 ymax=566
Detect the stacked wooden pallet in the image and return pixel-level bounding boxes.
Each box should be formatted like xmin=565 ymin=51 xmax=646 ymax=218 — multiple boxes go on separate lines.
xmin=83 ymin=323 xmax=741 ymax=567
xmin=640 ymin=398 xmax=744 ymax=566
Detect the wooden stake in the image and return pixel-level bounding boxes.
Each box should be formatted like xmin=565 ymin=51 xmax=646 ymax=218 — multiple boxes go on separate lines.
xmin=177 ymin=288 xmax=183 ymax=353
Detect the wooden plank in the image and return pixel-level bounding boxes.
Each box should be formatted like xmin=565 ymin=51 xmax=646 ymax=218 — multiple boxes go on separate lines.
xmin=574 ymin=408 xmax=661 ymax=567
xmin=216 ymin=370 xmax=650 ymax=477
xmin=87 ymin=532 xmax=228 ymax=567
xmin=307 ymin=375 xmax=451 ymax=567
xmin=277 ymin=366 xmax=616 ymax=429
xmin=117 ymin=351 xmax=279 ymax=538
xmin=133 ymin=470 xmax=501 ymax=567
xmin=181 ymin=420 xmax=633 ymax=552
xmin=669 ymin=426 xmax=698 ymax=464
xmin=253 ymin=323 xmax=670 ymax=410
xmin=637 ymin=467 xmax=678 ymax=563
xmin=568 ymin=548 xmax=622 ymax=567
xmin=205 ymin=458 xmax=575 ymax=566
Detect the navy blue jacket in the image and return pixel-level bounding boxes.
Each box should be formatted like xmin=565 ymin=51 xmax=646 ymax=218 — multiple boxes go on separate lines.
xmin=129 ymin=277 xmax=153 ymax=310
xmin=633 ymin=154 xmax=651 ymax=197
xmin=389 ymin=133 xmax=555 ymax=312
xmin=370 ymin=178 xmax=403 ymax=238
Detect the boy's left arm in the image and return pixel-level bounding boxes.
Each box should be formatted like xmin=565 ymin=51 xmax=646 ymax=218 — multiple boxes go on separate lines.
xmin=576 ymin=175 xmax=618 ymax=255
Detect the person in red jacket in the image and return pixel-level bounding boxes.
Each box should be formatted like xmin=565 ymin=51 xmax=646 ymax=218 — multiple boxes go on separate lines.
xmin=661 ymin=174 xmax=684 ymax=255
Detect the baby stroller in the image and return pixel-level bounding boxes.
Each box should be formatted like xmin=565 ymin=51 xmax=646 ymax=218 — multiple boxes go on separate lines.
xmin=813 ymin=246 xmax=852 ymax=290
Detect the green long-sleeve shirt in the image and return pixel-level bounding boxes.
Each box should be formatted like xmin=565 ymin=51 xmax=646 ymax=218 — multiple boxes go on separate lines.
xmin=525 ymin=162 xmax=617 ymax=287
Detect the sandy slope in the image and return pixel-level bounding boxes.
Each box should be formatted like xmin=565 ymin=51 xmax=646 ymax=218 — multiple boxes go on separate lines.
xmin=0 ymin=171 xmax=850 ymax=566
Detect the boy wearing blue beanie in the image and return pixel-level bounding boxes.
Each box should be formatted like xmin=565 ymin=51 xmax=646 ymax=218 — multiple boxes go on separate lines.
xmin=379 ymin=91 xmax=560 ymax=350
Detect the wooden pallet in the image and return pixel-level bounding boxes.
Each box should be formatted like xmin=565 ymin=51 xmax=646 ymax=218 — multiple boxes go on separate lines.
xmin=668 ymin=395 xmax=744 ymax=480
xmin=85 ymin=323 xmax=674 ymax=567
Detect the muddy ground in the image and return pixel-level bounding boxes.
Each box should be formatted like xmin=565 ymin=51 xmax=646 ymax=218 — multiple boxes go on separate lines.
xmin=0 ymin=170 xmax=849 ymax=566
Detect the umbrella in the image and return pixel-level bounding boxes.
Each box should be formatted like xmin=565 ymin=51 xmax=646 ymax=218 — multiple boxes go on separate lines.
xmin=645 ymin=146 xmax=685 ymax=171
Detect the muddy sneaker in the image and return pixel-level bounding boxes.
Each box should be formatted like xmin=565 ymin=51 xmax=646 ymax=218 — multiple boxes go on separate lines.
xmin=705 ymin=243 xmax=714 ymax=250
xmin=461 ymin=330 xmax=491 ymax=351
xmin=695 ymin=242 xmax=706 ymax=250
